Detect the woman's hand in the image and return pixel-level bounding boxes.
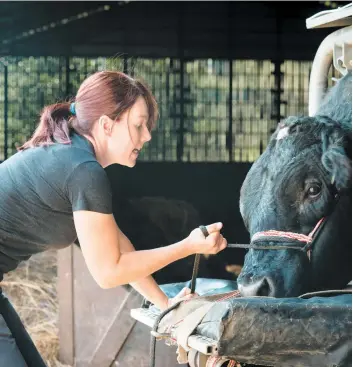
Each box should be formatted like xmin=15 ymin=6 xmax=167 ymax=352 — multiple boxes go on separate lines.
xmin=184 ymin=222 xmax=227 ymax=256
xmin=165 ymin=287 xmax=198 ymax=310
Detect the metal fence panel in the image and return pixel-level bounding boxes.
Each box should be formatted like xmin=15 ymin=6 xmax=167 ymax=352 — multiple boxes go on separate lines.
xmin=0 ymin=56 xmax=314 ymax=163
xmin=1 ymin=57 xmax=68 ymax=158
xmin=232 ymin=60 xmax=275 ymax=162
xmin=0 ymin=62 xmax=5 ymax=161
xmin=131 ymin=58 xmax=181 ymax=162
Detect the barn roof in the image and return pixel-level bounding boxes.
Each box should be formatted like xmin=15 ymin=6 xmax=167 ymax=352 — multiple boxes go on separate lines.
xmin=0 ymin=1 xmax=348 ymax=60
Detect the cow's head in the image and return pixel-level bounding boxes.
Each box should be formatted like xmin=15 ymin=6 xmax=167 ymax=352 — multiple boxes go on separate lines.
xmin=237 ymin=116 xmax=352 ymax=297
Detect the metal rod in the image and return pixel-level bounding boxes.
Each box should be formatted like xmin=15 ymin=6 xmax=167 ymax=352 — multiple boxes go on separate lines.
xmin=190 ymin=254 xmax=200 ymax=294
xmin=65 ymin=56 xmax=70 ymax=97
xmin=177 ymin=2 xmax=185 ymax=162
xmin=274 ymin=6 xmax=283 ymax=125
xmin=308 ymin=25 xmax=352 ymax=116
xmin=4 ymin=65 xmax=8 ymax=160
xmin=228 ymin=1 xmax=233 ymax=163
xmin=123 ymin=54 xmax=128 ymax=75
xmin=227 ymin=243 xmax=307 ymax=251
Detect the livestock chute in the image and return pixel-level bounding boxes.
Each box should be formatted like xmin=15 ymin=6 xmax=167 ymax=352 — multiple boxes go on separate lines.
xmin=132 ymin=280 xmax=351 ymax=367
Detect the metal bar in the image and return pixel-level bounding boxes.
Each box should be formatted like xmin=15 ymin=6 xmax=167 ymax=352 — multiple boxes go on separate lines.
xmin=228 ymin=60 xmax=233 ymax=162
xmin=4 ymin=65 xmax=8 ymax=160
xmin=130 ymin=56 xmax=135 ymax=77
xmin=84 ymin=57 xmax=88 ymax=78
xmin=306 ymin=3 xmax=352 ymax=29
xmin=271 ymin=6 xmax=283 ymax=127
xmin=123 ymin=54 xmax=128 ymax=74
xmin=162 ymin=59 xmax=167 ymax=161
xmin=130 ymin=307 xmax=159 ymax=328
xmin=227 ymin=243 xmax=307 ymax=251
xmin=65 ymin=56 xmax=70 ymax=97
xmin=187 ymin=335 xmax=218 ymax=355
xmin=274 ymin=67 xmax=281 ymax=124
xmin=308 ymin=25 xmax=352 ymax=116
xmin=130 ymin=308 xmax=218 ymax=355
xmin=177 ymin=3 xmax=185 ymax=162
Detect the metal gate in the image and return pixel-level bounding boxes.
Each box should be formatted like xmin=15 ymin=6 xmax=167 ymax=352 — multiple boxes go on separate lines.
xmin=0 ymin=56 xmax=337 ymax=163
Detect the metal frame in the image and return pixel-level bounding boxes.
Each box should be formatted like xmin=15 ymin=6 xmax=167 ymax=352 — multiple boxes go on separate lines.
xmin=307 ymin=3 xmax=352 ymax=116
xmin=130 ymin=306 xmax=238 ymax=367
xmin=306 ymin=3 xmax=352 ymax=29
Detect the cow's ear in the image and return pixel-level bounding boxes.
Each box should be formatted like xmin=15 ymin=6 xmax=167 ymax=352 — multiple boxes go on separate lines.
xmin=321 ymin=130 xmax=352 ymax=190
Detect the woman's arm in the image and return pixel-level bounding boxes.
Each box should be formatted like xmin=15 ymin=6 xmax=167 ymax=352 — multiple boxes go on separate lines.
xmin=116 ymin=226 xmax=169 ymax=310
xmin=73 ymin=211 xmax=226 ymax=295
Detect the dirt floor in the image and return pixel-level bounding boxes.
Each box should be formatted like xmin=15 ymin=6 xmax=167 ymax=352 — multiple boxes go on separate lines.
xmin=1 ymin=250 xmax=72 ymax=367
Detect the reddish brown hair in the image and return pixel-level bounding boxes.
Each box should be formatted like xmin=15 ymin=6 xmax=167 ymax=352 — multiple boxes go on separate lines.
xmin=19 ymin=71 xmax=158 ymax=150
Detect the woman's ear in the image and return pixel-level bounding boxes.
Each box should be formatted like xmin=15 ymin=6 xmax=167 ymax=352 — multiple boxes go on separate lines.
xmin=98 ymin=115 xmax=114 ymax=135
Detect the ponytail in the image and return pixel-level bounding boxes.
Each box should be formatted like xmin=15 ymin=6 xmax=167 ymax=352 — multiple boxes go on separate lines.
xmin=19 ymin=71 xmax=159 ymax=151
xmin=18 ymin=103 xmax=73 ymax=150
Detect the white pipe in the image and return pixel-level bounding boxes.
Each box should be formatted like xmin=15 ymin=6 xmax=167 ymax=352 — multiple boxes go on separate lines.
xmin=308 ymin=25 xmax=352 ymax=116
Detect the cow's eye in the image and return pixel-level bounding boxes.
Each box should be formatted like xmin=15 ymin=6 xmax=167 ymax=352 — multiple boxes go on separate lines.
xmin=307 ymin=184 xmax=321 ymax=198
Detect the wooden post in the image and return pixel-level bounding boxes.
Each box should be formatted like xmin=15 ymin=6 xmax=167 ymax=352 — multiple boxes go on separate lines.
xmin=57 ymin=245 xmax=75 ymax=365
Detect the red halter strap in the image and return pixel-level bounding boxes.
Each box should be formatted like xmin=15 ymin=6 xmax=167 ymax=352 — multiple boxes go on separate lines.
xmin=251 ymin=217 xmax=325 ymax=260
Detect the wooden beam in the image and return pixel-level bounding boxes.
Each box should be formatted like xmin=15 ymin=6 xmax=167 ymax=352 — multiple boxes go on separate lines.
xmin=57 ymin=245 xmax=75 ymax=365
xmin=88 ymin=289 xmax=143 ymax=366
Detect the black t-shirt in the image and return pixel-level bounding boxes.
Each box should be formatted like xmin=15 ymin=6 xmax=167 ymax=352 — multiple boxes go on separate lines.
xmin=0 ymin=133 xmax=113 ymax=279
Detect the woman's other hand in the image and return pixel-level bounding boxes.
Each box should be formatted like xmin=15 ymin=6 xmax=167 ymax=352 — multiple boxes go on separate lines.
xmin=165 ymin=287 xmax=198 ymax=310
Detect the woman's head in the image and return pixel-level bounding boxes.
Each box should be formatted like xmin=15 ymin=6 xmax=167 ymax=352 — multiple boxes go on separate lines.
xmin=19 ymin=71 xmax=158 ymax=168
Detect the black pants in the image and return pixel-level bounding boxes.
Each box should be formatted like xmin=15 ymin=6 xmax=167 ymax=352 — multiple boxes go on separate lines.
xmin=0 ymin=291 xmax=47 ymax=367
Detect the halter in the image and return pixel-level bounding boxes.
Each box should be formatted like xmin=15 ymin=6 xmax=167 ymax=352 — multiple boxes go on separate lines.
xmin=227 ymin=218 xmax=324 ymax=260
xmin=228 ymin=190 xmax=347 ymax=261
xmin=249 ymin=217 xmax=325 ymax=260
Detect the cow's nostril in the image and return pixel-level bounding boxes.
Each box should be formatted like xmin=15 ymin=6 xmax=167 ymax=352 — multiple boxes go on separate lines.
xmin=238 ymin=276 xmax=274 ymax=297
xmin=257 ymin=278 xmax=270 ymax=296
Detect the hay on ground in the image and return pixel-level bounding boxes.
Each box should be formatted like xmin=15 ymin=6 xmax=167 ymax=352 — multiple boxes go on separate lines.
xmin=1 ymin=250 xmax=71 ymax=367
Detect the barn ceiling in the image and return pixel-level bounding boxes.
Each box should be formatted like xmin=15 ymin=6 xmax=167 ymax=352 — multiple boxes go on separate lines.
xmin=0 ymin=1 xmax=349 ymax=60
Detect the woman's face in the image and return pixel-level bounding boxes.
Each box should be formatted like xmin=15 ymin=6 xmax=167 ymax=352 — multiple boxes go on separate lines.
xmin=101 ymin=96 xmax=152 ymax=168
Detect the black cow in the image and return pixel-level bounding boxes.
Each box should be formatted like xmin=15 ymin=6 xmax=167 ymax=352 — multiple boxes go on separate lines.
xmin=237 ymin=71 xmax=352 ymax=297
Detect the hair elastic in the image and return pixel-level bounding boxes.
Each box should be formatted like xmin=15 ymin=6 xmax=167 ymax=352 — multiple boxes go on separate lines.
xmin=70 ymin=102 xmax=76 ymax=115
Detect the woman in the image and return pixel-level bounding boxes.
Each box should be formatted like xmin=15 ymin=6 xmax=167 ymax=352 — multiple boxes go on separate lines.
xmin=0 ymin=71 xmax=227 ymax=366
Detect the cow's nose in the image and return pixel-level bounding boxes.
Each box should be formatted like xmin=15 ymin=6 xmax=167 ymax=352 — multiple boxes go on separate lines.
xmin=238 ymin=276 xmax=275 ymax=297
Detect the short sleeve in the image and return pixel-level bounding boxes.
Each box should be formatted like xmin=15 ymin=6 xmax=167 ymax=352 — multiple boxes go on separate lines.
xmin=66 ymin=161 xmax=113 ymax=214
